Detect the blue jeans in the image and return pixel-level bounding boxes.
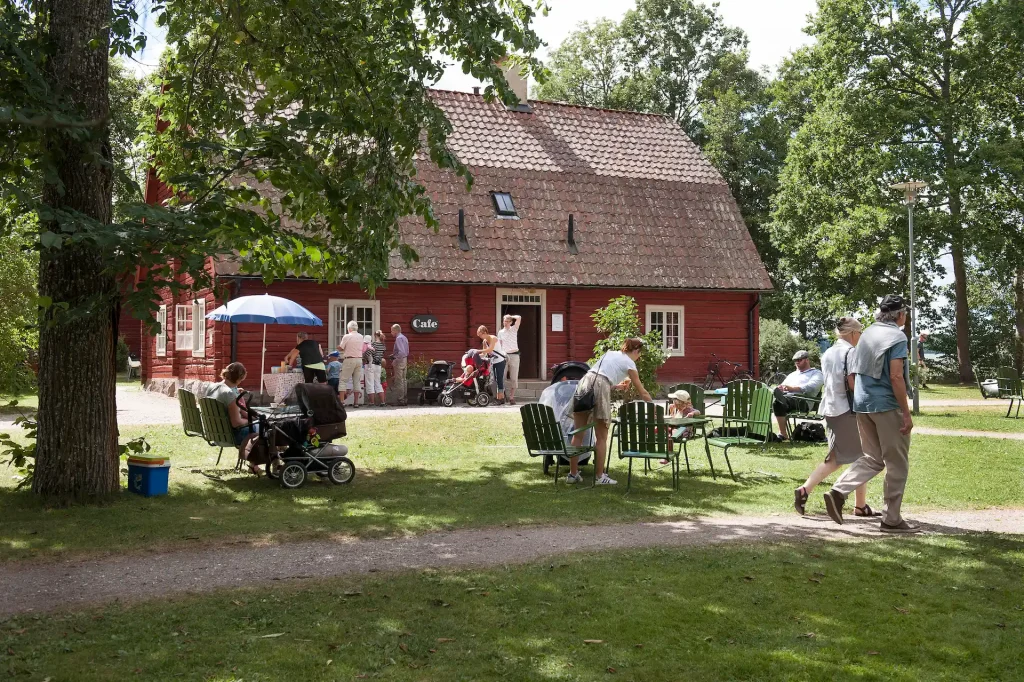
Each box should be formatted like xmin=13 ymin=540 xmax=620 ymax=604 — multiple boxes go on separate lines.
xmin=492 ymin=360 xmax=506 ymax=392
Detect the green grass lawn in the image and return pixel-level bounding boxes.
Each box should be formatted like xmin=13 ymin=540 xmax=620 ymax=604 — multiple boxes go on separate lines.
xmin=1 ymin=377 xmax=141 ymax=415
xmin=3 ymin=414 xmax=1023 ymax=564
xmin=3 ymin=535 xmax=1021 ymax=681
xmin=917 ymin=407 xmax=1024 ymax=433
xmin=917 ymin=384 xmax=985 ymax=401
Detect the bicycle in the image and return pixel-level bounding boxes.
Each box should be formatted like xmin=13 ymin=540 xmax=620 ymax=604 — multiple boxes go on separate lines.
xmin=700 ymin=353 xmax=753 ymax=389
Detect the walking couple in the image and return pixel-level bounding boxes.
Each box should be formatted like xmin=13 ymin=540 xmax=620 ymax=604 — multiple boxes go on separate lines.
xmin=794 ymin=295 xmax=919 ymax=534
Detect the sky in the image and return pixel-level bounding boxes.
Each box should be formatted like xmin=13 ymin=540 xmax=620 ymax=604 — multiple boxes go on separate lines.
xmin=132 ymin=0 xmax=819 ymax=82
xmin=435 ymin=0 xmax=818 ymax=91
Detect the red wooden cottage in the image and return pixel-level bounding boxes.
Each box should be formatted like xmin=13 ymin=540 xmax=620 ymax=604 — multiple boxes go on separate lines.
xmin=135 ymin=81 xmax=772 ymax=394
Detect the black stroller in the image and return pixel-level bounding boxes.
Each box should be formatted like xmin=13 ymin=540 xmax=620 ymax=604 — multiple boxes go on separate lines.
xmin=244 ymin=383 xmax=356 ymax=489
xmin=419 ymin=360 xmax=455 ymax=405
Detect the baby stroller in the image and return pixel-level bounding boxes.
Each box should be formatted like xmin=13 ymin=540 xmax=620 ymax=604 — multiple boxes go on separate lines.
xmin=439 ymin=349 xmax=492 ymax=407
xmin=419 ymin=360 xmax=455 ymax=405
xmin=247 ymin=383 xmax=356 ymax=489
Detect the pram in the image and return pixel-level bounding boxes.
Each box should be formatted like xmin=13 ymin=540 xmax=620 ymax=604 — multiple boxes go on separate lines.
xmin=419 ymin=360 xmax=455 ymax=405
xmin=439 ymin=349 xmax=492 ymax=407
xmin=244 ymin=383 xmax=356 ymax=489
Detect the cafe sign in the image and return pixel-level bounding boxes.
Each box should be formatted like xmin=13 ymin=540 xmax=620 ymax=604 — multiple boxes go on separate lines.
xmin=411 ymin=314 xmax=439 ymax=333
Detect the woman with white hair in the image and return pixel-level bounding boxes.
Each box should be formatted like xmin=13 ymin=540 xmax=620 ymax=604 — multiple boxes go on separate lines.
xmin=793 ymin=316 xmax=878 ymax=517
xmin=337 ymin=320 xmax=365 ymax=406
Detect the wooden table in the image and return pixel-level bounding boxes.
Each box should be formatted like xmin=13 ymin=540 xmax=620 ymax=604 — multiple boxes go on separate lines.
xmin=609 ymin=413 xmax=715 ymax=477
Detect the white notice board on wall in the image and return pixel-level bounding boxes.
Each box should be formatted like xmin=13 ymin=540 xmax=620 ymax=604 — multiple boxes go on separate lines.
xmin=551 ymin=313 xmax=563 ymax=332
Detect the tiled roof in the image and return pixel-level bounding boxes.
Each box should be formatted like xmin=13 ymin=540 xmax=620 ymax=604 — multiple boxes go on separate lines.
xmin=386 ymin=90 xmax=772 ymax=291
xmin=216 ymin=90 xmax=772 ymax=291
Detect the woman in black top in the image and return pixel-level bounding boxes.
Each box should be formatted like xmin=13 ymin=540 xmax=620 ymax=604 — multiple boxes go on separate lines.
xmin=284 ymin=331 xmax=327 ymax=383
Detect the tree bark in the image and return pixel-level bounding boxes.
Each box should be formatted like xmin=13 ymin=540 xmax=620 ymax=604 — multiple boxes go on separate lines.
xmin=950 ymin=237 xmax=974 ymax=384
xmin=33 ymin=0 xmax=120 ymax=498
xmin=1015 ymin=268 xmax=1024 ymax=375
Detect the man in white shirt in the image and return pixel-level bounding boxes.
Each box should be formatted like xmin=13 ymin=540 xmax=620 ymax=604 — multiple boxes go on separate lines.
xmin=497 ymin=314 xmax=521 ymax=404
xmin=336 ymin=321 xmax=364 ymax=406
xmin=774 ymin=349 xmax=825 ymax=439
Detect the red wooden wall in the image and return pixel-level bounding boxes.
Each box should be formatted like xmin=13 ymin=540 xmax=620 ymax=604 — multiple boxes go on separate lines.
xmin=141 ymin=278 xmax=758 ymax=390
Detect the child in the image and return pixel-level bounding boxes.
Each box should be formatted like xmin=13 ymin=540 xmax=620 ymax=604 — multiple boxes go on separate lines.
xmin=664 ymin=389 xmax=701 ymax=464
xmin=668 ymin=389 xmax=701 ymax=438
xmin=326 ymin=351 xmax=342 ymax=395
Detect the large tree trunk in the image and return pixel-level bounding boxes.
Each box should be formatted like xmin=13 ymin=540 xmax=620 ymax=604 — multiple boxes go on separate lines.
xmin=949 ymin=237 xmax=974 ymax=384
xmin=1015 ymin=268 xmax=1024 ymax=375
xmin=33 ymin=0 xmax=120 ymax=498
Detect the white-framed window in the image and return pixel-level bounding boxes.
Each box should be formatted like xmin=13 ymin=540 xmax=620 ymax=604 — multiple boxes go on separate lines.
xmin=646 ymin=305 xmax=684 ymax=356
xmin=175 ymin=304 xmax=193 ymax=352
xmin=328 ymin=299 xmax=380 ymax=350
xmin=192 ymin=298 xmax=206 ymax=357
xmin=156 ymin=305 xmax=167 ymax=357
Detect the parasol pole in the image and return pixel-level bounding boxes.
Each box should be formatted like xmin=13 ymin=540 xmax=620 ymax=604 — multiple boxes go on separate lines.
xmin=260 ymin=324 xmax=267 ymax=395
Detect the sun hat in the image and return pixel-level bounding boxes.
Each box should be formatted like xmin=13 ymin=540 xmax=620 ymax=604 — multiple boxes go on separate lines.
xmin=362 ymin=334 xmax=373 ymax=344
xmin=667 ymin=389 xmax=691 ymax=402
xmin=327 ymin=350 xmax=340 ymax=358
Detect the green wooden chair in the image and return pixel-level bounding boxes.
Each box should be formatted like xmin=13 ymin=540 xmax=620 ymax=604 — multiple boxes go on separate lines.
xmin=997 ymin=367 xmax=1023 ymax=419
xmin=178 ymin=389 xmax=206 ymax=439
xmin=198 ymin=397 xmax=239 ymax=466
xmin=617 ymin=401 xmax=677 ymax=491
xmin=706 ymin=380 xmax=774 ymax=481
xmin=665 ymin=382 xmax=713 ymax=476
xmin=520 ymin=404 xmax=596 ymax=486
xmin=783 ymin=384 xmax=824 ymax=436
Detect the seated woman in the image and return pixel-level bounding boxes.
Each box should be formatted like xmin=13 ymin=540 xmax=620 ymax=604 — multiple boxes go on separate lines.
xmin=207 ymin=362 xmax=261 ymax=474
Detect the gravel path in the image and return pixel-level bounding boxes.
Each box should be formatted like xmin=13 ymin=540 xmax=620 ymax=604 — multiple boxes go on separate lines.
xmin=2 ymin=509 xmax=1022 ymax=617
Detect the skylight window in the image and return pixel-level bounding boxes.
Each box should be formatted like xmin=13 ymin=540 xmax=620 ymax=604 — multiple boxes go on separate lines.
xmin=492 ymin=192 xmax=517 ymax=217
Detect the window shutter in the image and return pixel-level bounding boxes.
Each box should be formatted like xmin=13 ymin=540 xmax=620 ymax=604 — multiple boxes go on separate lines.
xmin=193 ymin=298 xmax=206 ymax=357
xmin=156 ymin=305 xmax=167 ymax=357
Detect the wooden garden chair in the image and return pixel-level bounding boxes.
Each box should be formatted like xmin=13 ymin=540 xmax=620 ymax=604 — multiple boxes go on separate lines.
xmin=706 ymin=380 xmax=773 ymax=481
xmin=664 ymin=382 xmax=714 ymax=476
xmin=178 ymin=389 xmax=206 ymax=439
xmin=997 ymin=367 xmax=1023 ymax=419
xmin=617 ymin=401 xmax=678 ymax=492
xmin=198 ymin=396 xmax=241 ymax=467
xmin=520 ymin=403 xmax=596 ymax=486
xmin=784 ymin=384 xmax=824 ymax=437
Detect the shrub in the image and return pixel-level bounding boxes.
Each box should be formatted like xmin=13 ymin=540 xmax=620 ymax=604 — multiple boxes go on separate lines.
xmin=591 ymin=296 xmax=667 ymax=397
xmin=759 ymin=318 xmax=819 ymax=378
xmin=405 ymin=355 xmax=432 ymax=387
xmin=115 ymin=336 xmax=130 ymax=373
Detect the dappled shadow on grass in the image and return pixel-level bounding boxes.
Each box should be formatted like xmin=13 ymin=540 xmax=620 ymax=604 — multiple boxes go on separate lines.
xmin=0 ymin=449 xmax=802 ymax=562
xmin=1 ymin=533 xmax=1021 ymax=681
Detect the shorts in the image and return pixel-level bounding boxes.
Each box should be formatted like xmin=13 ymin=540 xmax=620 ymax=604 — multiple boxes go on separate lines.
xmin=824 ymin=412 xmax=862 ymax=465
xmin=570 ymin=372 xmax=613 ymax=422
xmin=233 ymin=423 xmax=259 ymax=446
xmin=327 ymin=378 xmax=340 ymax=393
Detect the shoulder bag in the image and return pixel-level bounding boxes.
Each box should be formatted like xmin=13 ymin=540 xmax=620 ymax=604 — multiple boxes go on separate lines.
xmin=573 ymin=356 xmax=605 ymax=413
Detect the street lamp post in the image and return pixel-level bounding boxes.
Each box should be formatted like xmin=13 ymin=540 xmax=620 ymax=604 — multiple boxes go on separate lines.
xmin=891 ymin=181 xmax=928 ymax=415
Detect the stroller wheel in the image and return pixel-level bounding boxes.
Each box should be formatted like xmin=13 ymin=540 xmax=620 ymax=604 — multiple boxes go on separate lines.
xmin=417 ymin=392 xmax=425 ymax=405
xmin=440 ymin=394 xmax=454 ymax=408
xmin=475 ymin=392 xmax=491 ymax=407
xmin=280 ymin=462 xmax=307 ymax=489
xmin=328 ymin=457 xmax=356 ymax=485
xmin=266 ymin=457 xmax=285 ymax=480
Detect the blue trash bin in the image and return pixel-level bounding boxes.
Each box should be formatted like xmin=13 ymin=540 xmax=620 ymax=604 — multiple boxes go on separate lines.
xmin=127 ymin=462 xmax=170 ymax=497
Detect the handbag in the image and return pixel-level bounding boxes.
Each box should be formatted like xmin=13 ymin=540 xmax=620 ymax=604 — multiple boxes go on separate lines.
xmin=572 ymin=356 xmax=605 ymax=413
xmin=843 ymin=346 xmax=855 ymax=408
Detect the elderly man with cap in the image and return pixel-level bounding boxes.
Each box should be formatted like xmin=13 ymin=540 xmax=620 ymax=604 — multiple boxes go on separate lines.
xmin=824 ymin=294 xmax=918 ymax=533
xmin=773 ymin=349 xmax=825 ymax=440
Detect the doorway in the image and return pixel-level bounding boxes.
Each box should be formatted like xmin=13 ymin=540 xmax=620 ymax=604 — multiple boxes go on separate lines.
xmin=500 ymin=303 xmax=542 ymax=379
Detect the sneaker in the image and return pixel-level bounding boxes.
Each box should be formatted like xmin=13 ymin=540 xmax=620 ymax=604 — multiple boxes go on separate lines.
xmin=565 ymin=472 xmax=583 ymax=484
xmin=595 ymin=474 xmax=618 ymax=486
xmin=879 ymin=520 xmax=921 ymax=534
xmin=823 ymin=489 xmax=845 ymax=525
